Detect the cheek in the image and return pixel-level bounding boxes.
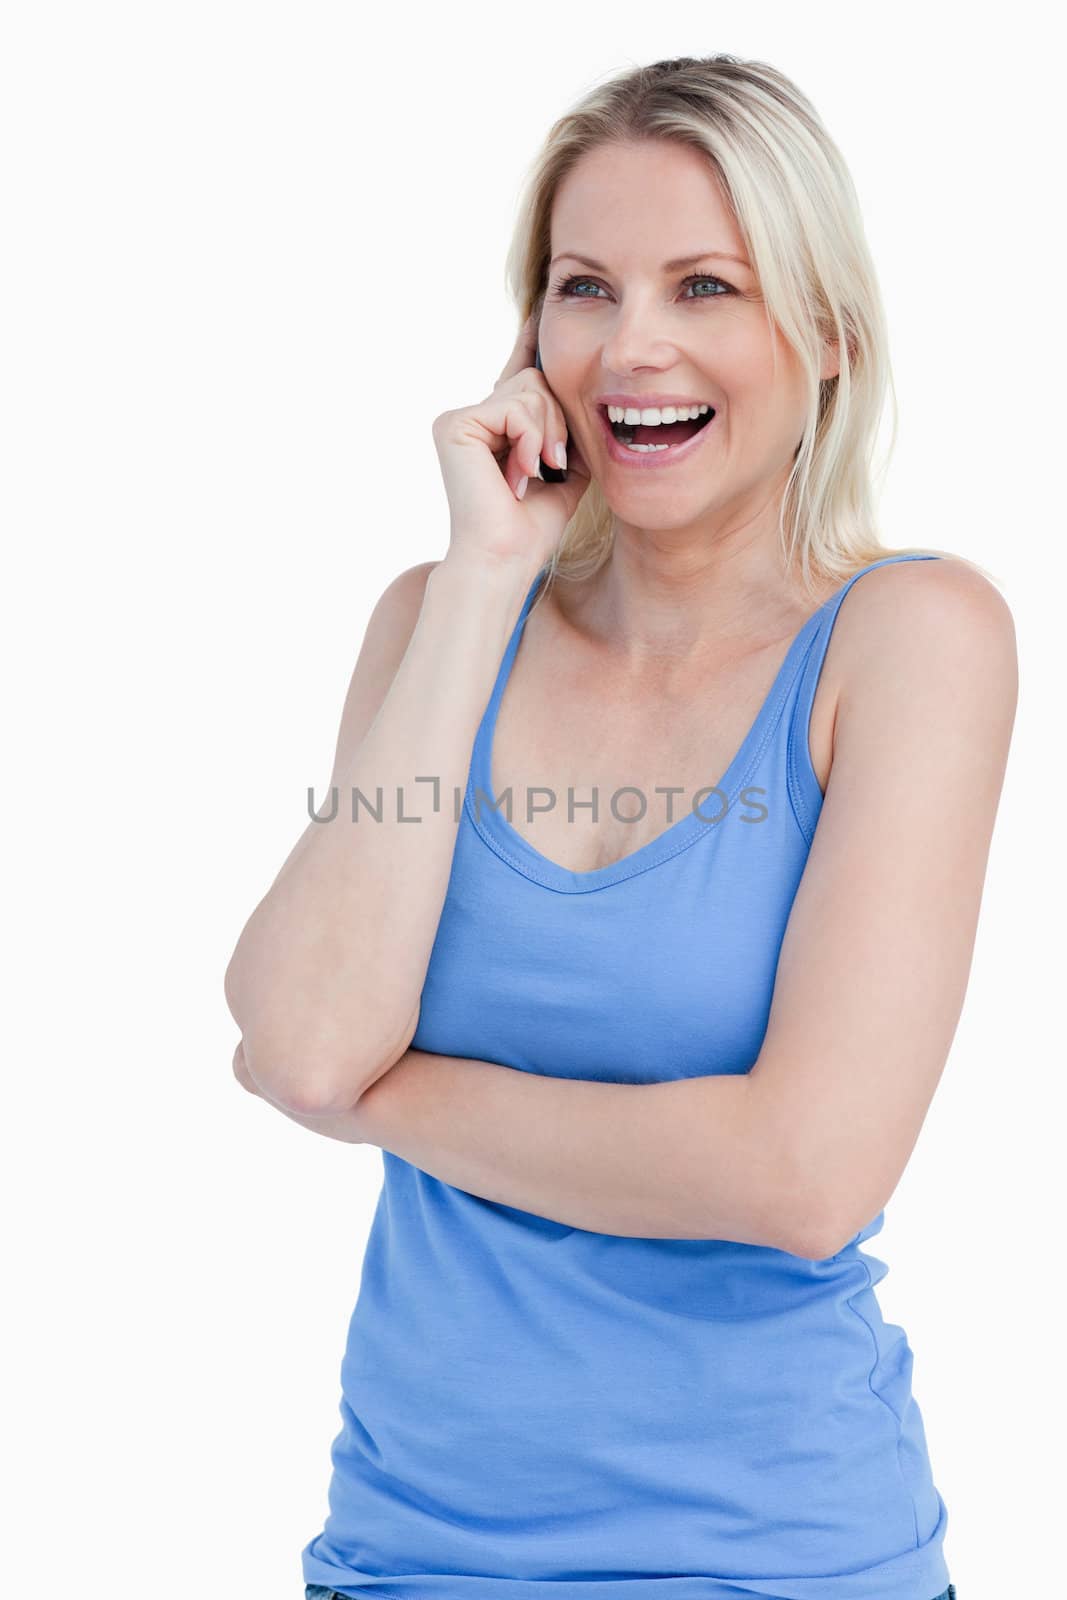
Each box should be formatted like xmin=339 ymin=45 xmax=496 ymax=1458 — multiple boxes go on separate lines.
xmin=734 ymin=315 xmax=803 ymax=391
xmin=703 ymin=337 xmax=776 ymax=420
xmin=723 ymin=335 xmax=807 ymax=427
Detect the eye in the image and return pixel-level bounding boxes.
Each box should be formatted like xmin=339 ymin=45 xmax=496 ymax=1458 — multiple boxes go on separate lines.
xmin=549 ymin=271 xmax=734 ymax=302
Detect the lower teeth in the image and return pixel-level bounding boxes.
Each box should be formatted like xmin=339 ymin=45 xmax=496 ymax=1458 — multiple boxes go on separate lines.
xmin=614 ymin=421 xmax=711 ymax=453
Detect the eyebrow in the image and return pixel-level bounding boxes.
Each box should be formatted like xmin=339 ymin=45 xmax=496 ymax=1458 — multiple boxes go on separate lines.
xmin=549 ymin=250 xmax=752 ymax=272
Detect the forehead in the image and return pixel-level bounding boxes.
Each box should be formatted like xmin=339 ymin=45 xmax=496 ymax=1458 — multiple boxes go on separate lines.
xmin=550 ymin=141 xmax=745 ymax=263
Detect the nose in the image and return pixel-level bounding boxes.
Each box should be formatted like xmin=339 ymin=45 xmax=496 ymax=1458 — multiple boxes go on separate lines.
xmin=598 ymin=327 xmax=688 ymax=381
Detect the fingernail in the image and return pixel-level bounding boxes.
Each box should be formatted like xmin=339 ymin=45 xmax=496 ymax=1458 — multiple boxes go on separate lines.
xmin=554 ymin=442 xmax=568 ymax=470
xmin=516 ymin=476 xmax=528 ymax=500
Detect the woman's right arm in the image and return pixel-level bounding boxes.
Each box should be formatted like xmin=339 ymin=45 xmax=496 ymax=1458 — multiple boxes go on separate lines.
xmin=224 ymin=552 xmax=543 ymax=1115
xmin=226 ymin=307 xmax=590 ymax=1115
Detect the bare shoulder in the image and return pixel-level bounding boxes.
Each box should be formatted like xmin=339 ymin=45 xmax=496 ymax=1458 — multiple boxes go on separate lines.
xmin=838 ymin=552 xmax=1015 ymax=637
xmin=327 ymin=559 xmax=441 ymax=787
xmin=354 ymin=558 xmax=441 ymax=686
xmin=375 ymin=558 xmax=441 ymax=622
xmin=832 ymin=554 xmax=1017 ymax=699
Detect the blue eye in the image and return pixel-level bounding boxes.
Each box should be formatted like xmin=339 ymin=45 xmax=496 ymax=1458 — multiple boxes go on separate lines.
xmin=550 ymin=271 xmax=733 ymax=302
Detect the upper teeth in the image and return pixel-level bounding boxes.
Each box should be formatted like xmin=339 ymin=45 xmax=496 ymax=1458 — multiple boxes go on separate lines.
xmin=606 ymin=403 xmax=712 ymax=425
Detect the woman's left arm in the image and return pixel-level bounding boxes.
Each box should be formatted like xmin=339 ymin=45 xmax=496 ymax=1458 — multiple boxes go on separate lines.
xmin=745 ymin=559 xmax=1018 ymax=1251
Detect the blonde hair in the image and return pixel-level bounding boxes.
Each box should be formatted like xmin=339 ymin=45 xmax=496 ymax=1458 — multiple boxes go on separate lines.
xmin=503 ymin=54 xmax=999 ymax=611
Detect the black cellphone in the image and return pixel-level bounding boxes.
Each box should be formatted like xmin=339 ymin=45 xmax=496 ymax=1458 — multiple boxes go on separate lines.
xmin=533 ymin=339 xmax=568 ymax=482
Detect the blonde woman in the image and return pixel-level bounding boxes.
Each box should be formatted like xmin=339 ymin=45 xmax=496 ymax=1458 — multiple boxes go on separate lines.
xmin=226 ymin=53 xmax=1013 ymax=1600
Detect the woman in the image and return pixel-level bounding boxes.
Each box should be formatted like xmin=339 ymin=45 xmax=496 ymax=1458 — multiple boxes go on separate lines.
xmin=226 ymin=54 xmax=1013 ymax=1600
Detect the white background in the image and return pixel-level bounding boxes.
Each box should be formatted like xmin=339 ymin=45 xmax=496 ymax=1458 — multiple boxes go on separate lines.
xmin=3 ymin=4 xmax=1060 ymax=1597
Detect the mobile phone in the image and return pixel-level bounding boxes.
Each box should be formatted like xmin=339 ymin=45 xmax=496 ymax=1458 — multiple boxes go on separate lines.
xmin=534 ymin=339 xmax=568 ymax=482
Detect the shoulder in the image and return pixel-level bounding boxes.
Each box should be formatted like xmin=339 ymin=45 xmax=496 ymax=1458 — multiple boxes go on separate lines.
xmin=376 ymin=558 xmax=441 ymax=619
xmin=354 ymin=558 xmax=441 ymax=687
xmin=357 ymin=557 xmax=441 ymax=681
xmin=825 ymin=559 xmax=1018 ymax=790
xmin=836 ymin=552 xmax=1015 ymax=638
xmin=326 ymin=560 xmax=441 ymax=789
xmin=833 ymin=555 xmax=1017 ymax=709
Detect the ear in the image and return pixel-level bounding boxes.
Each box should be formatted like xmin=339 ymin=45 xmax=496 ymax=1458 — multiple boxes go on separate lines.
xmin=820 ymin=336 xmax=842 ymax=383
xmin=820 ymin=322 xmax=858 ymax=383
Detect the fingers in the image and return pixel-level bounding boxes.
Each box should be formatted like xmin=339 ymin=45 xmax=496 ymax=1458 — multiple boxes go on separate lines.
xmin=480 ymin=312 xmax=576 ymax=497
xmin=495 ymin=395 xmax=545 ymax=500
xmin=504 ymin=392 xmax=569 ymax=499
xmin=493 ymin=312 xmax=572 ymax=468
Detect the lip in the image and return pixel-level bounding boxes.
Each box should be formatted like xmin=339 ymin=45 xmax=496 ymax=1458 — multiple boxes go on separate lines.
xmin=595 ymin=393 xmax=715 ymax=410
xmin=594 ymin=403 xmax=718 ymax=471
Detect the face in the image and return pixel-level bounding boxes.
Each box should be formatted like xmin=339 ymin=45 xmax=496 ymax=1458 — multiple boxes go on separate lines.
xmin=539 ymin=139 xmax=839 ymax=551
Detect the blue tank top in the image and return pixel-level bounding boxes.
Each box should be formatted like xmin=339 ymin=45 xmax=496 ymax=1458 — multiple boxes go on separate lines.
xmin=302 ymin=552 xmax=952 ymax=1600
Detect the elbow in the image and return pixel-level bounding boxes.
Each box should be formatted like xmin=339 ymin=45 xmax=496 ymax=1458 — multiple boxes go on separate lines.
xmin=775 ymin=1182 xmax=852 ymax=1261
xmin=749 ymin=1083 xmax=848 ymax=1261
xmin=230 ymin=1014 xmax=370 ymax=1113
xmin=236 ymin=1035 xmax=351 ymax=1114
xmin=778 ymin=1215 xmax=850 ymax=1263
xmin=765 ymin=1161 xmax=848 ymax=1263
xmin=224 ymin=940 xmax=421 ymax=1113
xmin=238 ymin=1009 xmax=418 ymax=1116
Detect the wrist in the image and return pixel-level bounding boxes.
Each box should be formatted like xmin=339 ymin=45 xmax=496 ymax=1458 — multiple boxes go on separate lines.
xmin=434 ymin=549 xmax=545 ymax=599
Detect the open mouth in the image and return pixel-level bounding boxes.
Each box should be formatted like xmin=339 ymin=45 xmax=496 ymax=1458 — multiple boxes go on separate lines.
xmin=596 ymin=404 xmax=717 ymax=467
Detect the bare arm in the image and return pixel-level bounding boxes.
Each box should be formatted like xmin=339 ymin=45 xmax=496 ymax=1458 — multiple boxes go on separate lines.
xmin=748 ymin=559 xmax=1018 ymax=1248
xmin=241 ymin=562 xmax=1016 ymax=1260
xmin=235 ymin=1038 xmax=794 ymax=1250
xmin=224 ymin=554 xmax=542 ymax=1114
xmin=351 ymin=1049 xmax=798 ymax=1248
xmin=232 ymin=1040 xmax=369 ymax=1144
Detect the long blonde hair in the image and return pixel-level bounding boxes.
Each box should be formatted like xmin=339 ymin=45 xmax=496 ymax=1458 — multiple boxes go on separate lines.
xmin=504 ymin=54 xmax=998 ymax=610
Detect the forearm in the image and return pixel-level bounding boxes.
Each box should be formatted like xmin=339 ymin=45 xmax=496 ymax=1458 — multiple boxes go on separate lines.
xmin=354 ymin=1048 xmax=795 ymax=1245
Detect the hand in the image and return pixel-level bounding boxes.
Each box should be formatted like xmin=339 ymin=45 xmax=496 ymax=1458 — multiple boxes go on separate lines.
xmin=431 ymin=312 xmax=592 ymax=574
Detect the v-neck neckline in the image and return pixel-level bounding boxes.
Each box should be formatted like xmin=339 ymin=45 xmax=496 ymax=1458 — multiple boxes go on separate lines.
xmin=463 ymin=555 xmax=933 ymax=893
xmin=464 ymin=574 xmax=817 ymax=893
